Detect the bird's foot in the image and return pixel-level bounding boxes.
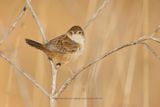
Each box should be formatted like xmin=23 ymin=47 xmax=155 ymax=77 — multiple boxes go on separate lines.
xmin=56 ymin=63 xmax=61 ymax=69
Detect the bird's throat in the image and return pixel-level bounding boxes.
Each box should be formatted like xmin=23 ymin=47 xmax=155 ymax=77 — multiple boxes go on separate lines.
xmin=69 ymin=34 xmax=85 ymax=45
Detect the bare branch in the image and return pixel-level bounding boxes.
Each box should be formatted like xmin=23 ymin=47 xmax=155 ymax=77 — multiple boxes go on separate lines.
xmin=0 ymin=0 xmax=51 ymax=100
xmin=25 ymin=0 xmax=58 ymax=106
xmin=141 ymin=42 xmax=160 ymax=60
xmin=0 ymin=0 xmax=51 ymax=98
xmin=0 ymin=3 xmax=27 ymax=45
xmin=151 ymin=25 xmax=160 ymax=37
xmin=150 ymin=37 xmax=160 ymax=44
xmin=83 ymin=0 xmax=111 ymax=29
xmin=49 ymin=60 xmax=58 ymax=107
xmin=0 ymin=51 xmax=49 ymax=97
xmin=26 ymin=0 xmax=48 ymax=43
xmin=53 ymin=35 xmax=160 ymax=98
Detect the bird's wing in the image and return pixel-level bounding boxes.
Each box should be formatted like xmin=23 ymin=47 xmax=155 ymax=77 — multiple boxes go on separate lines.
xmin=45 ymin=35 xmax=80 ymax=54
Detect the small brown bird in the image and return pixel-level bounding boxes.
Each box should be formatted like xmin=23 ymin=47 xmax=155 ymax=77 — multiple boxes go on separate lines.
xmin=25 ymin=26 xmax=85 ymax=67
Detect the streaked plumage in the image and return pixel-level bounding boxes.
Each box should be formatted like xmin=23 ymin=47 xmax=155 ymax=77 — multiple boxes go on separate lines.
xmin=25 ymin=26 xmax=85 ymax=67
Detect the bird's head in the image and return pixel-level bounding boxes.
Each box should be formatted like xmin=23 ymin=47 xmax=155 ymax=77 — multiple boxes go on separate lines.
xmin=67 ymin=26 xmax=85 ymax=44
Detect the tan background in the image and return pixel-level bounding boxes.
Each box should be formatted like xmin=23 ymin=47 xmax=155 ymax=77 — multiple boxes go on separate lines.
xmin=0 ymin=0 xmax=160 ymax=107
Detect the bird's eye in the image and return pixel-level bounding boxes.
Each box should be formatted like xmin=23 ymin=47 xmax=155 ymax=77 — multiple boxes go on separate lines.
xmin=78 ymin=31 xmax=82 ymax=34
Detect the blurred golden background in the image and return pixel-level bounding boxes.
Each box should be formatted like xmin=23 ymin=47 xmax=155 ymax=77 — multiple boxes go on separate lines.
xmin=0 ymin=0 xmax=160 ymax=107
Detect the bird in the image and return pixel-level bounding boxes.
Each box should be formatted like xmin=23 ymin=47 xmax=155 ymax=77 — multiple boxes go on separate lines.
xmin=25 ymin=25 xmax=85 ymax=68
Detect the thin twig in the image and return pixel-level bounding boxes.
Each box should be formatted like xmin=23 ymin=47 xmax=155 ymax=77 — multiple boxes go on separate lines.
xmin=25 ymin=0 xmax=57 ymax=88
xmin=49 ymin=60 xmax=58 ymax=107
xmin=0 ymin=3 xmax=27 ymax=45
xmin=25 ymin=0 xmax=58 ymax=106
xmin=0 ymin=0 xmax=51 ymax=99
xmin=26 ymin=0 xmax=47 ymax=43
xmin=141 ymin=42 xmax=160 ymax=60
xmin=83 ymin=0 xmax=111 ymax=29
xmin=150 ymin=37 xmax=160 ymax=44
xmin=25 ymin=0 xmax=57 ymax=91
xmin=53 ymin=36 xmax=160 ymax=98
xmin=0 ymin=51 xmax=49 ymax=97
xmin=150 ymin=25 xmax=160 ymax=37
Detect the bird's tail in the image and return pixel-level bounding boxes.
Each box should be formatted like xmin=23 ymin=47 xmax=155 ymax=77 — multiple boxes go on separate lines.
xmin=25 ymin=39 xmax=44 ymax=50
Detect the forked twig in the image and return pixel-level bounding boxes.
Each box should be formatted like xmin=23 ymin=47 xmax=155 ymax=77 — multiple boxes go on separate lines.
xmin=0 ymin=0 xmax=111 ymax=104
xmin=84 ymin=0 xmax=111 ymax=29
xmin=0 ymin=3 xmax=27 ymax=45
xmin=25 ymin=0 xmax=58 ymax=106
